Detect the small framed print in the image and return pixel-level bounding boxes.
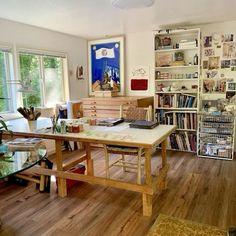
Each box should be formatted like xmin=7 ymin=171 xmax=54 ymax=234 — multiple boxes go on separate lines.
xmin=203 ymin=36 xmax=212 ymax=47
xmin=221 ymin=60 xmax=230 ymax=69
xmin=227 ymin=82 xmax=236 ymax=91
xmin=203 ymin=60 xmax=208 ymax=69
xmin=208 ymin=57 xmax=220 ymax=70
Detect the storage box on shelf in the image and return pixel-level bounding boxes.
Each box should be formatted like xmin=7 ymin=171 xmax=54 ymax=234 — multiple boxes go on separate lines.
xmin=197 ymin=113 xmax=235 ymax=160
xmin=154 ymin=28 xmax=200 ymax=152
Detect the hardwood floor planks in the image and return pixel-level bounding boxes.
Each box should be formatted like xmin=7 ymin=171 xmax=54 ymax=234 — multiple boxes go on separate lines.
xmin=1 ymin=149 xmax=236 ymax=236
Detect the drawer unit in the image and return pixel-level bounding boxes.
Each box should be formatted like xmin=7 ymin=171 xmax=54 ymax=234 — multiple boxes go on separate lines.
xmin=82 ymin=96 xmax=153 ymax=119
xmin=197 ymin=113 xmax=235 ymax=160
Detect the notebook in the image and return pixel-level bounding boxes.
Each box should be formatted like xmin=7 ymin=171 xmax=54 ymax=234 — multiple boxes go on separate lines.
xmin=129 ymin=120 xmax=159 ymax=129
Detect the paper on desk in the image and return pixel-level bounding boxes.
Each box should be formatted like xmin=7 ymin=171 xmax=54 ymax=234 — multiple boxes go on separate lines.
xmin=7 ymin=138 xmax=43 ymax=145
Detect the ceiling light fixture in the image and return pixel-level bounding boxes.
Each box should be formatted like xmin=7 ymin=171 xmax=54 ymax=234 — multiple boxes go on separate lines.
xmin=111 ymin=0 xmax=155 ymax=9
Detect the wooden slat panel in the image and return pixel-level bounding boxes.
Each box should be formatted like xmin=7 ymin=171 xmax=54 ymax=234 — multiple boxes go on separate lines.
xmin=82 ymin=96 xmax=153 ymax=119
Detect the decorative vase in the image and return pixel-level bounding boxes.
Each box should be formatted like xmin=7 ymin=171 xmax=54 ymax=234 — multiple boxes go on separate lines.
xmin=28 ymin=120 xmax=37 ymax=131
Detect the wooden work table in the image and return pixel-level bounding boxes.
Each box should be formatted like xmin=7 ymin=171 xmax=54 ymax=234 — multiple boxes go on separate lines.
xmin=3 ymin=117 xmax=176 ymax=216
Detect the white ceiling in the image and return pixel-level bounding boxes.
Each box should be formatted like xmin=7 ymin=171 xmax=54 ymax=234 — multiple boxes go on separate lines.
xmin=0 ymin=0 xmax=236 ymax=39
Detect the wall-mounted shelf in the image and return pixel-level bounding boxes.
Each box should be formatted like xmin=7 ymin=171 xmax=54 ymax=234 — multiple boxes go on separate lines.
xmin=155 ymin=65 xmax=198 ymax=69
xmin=155 ymin=46 xmax=199 ymax=53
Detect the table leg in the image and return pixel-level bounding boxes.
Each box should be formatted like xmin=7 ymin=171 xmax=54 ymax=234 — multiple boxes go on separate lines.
xmin=85 ymin=143 xmax=94 ymax=176
xmin=39 ymin=160 xmax=46 ymax=192
xmin=160 ymin=139 xmax=168 ymax=190
xmin=55 ymin=139 xmax=67 ymax=197
xmin=161 ymin=139 xmax=167 ymax=167
xmin=142 ymin=148 xmax=153 ymax=216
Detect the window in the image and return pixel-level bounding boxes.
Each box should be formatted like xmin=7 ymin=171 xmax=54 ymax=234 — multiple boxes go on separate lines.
xmin=0 ymin=47 xmax=12 ymax=112
xmin=18 ymin=49 xmax=67 ymax=107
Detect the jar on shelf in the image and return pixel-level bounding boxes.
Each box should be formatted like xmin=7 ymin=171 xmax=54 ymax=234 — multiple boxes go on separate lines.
xmin=193 ymin=54 xmax=198 ymax=65
xmin=162 ymin=37 xmax=171 ymax=46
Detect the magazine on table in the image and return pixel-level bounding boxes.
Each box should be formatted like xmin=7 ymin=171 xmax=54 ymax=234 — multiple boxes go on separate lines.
xmin=6 ymin=138 xmax=44 ymax=151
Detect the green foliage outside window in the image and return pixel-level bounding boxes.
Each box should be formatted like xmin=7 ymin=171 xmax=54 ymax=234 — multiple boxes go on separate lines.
xmin=19 ymin=54 xmax=64 ymax=107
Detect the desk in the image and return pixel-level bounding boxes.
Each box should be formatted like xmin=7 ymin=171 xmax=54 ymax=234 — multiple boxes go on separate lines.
xmin=3 ymin=118 xmax=176 ymax=216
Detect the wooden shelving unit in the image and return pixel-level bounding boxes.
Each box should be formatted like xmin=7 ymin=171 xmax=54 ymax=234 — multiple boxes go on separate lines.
xmin=154 ymin=28 xmax=200 ymax=152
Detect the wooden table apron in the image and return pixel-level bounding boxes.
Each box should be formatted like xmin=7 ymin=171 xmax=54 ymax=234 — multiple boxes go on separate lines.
xmin=2 ymin=124 xmax=176 ymax=216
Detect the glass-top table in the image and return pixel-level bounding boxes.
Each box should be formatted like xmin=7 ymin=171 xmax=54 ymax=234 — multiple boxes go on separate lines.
xmin=0 ymin=145 xmax=47 ymax=179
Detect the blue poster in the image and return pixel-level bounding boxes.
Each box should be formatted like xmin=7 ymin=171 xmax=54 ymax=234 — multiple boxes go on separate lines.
xmin=91 ymin=42 xmax=120 ymax=92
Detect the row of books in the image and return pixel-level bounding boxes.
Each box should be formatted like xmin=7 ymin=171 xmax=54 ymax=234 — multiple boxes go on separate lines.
xmin=156 ymin=94 xmax=197 ymax=108
xmin=156 ymin=110 xmax=197 ymax=130
xmin=176 ymin=113 xmax=197 ymax=130
xmin=156 ymin=110 xmax=172 ymax=125
xmin=178 ymin=40 xmax=197 ymax=49
xmin=167 ymin=132 xmax=197 ymax=152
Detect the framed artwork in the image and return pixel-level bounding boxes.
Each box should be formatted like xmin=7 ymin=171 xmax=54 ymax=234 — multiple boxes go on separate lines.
xmin=203 ymin=60 xmax=208 ymax=69
xmin=222 ymin=42 xmax=236 ymax=58
xmin=221 ymin=60 xmax=230 ymax=68
xmin=223 ymin=34 xmax=234 ymax=42
xmin=88 ymin=36 xmax=124 ymax=95
xmin=204 ymin=48 xmax=214 ymax=57
xmin=208 ymin=56 xmax=220 ymax=70
xmin=130 ymin=65 xmax=149 ymax=91
xmin=227 ymin=82 xmax=236 ymax=91
xmin=203 ymin=36 xmax=212 ymax=47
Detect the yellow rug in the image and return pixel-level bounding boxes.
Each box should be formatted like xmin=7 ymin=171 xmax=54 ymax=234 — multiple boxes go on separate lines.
xmin=147 ymin=214 xmax=227 ymax=236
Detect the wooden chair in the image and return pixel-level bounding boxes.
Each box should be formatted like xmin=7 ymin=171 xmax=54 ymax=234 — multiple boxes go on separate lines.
xmin=104 ymin=105 xmax=152 ymax=184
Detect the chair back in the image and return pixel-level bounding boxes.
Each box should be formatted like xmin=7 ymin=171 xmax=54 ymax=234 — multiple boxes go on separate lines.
xmin=120 ymin=105 xmax=152 ymax=121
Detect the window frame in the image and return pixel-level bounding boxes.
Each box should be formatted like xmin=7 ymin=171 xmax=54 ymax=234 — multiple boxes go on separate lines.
xmin=17 ymin=48 xmax=68 ymax=108
xmin=0 ymin=45 xmax=14 ymax=113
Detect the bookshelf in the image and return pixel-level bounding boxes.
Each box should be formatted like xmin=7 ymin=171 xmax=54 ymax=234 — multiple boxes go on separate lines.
xmin=154 ymin=28 xmax=200 ymax=152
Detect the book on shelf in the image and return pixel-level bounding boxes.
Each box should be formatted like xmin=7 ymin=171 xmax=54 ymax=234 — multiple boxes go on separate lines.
xmin=178 ymin=40 xmax=197 ymax=48
xmin=167 ymin=132 xmax=197 ymax=152
xmin=184 ymin=132 xmax=191 ymax=151
xmin=157 ymin=45 xmax=173 ymax=50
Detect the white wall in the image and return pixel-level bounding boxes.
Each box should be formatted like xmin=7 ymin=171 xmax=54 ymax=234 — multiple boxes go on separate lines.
xmin=3 ymin=17 xmax=236 ymax=101
xmin=0 ymin=18 xmax=88 ymax=102
xmin=125 ymin=31 xmax=155 ymax=96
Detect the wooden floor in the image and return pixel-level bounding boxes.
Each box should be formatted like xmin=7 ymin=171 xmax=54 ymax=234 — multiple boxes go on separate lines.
xmin=0 ymin=148 xmax=236 ymax=236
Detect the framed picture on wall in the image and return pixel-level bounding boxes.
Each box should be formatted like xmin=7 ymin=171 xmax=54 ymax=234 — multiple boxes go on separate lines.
xmin=88 ymin=36 xmax=124 ymax=96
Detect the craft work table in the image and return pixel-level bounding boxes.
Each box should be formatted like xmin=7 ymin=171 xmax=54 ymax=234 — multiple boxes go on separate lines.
xmin=3 ymin=117 xmax=176 ymax=216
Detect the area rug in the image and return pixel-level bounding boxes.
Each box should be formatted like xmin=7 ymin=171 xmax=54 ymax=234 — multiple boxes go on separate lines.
xmin=147 ymin=214 xmax=227 ymax=236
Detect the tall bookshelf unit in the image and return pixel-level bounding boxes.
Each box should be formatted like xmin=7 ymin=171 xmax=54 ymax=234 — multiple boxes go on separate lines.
xmin=154 ymin=28 xmax=201 ymax=152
